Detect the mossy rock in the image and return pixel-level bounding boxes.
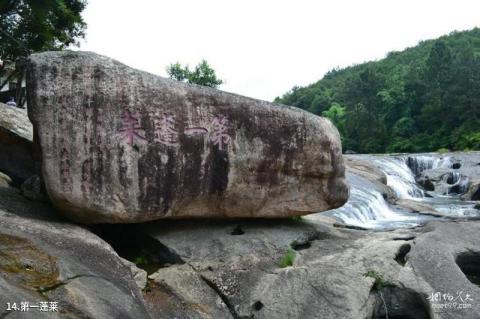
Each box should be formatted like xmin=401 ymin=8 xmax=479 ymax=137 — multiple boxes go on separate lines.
xmin=0 ymin=233 xmax=59 ymax=290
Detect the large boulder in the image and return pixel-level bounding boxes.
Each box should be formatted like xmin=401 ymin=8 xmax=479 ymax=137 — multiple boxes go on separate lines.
xmin=0 ymin=102 xmax=34 ymax=185
xmin=26 ymin=51 xmax=348 ymax=223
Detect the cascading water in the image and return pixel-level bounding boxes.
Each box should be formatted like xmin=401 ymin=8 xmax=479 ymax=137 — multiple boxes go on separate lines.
xmin=407 ymin=155 xmax=452 ymax=176
xmin=369 ymin=155 xmax=455 ymax=199
xmin=308 ymin=173 xmax=432 ymax=230
xmin=442 ymin=172 xmax=470 ymax=195
xmin=310 ymin=153 xmax=478 ymax=230
xmin=370 ymin=156 xmax=425 ymax=199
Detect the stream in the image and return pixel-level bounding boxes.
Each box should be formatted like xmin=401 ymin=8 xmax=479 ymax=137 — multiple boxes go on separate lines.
xmin=307 ymin=154 xmax=479 ymax=230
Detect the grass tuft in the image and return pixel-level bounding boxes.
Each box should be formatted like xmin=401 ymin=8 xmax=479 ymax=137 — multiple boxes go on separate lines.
xmin=279 ymin=249 xmax=296 ymax=268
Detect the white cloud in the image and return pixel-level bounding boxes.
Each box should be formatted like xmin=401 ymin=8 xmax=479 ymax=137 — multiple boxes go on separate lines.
xmin=79 ymin=0 xmax=480 ymax=101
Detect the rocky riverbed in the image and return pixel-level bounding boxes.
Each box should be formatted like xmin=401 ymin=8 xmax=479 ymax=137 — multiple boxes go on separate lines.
xmin=1 ymin=163 xmax=480 ymax=318
xmin=0 ymin=51 xmax=479 ymax=319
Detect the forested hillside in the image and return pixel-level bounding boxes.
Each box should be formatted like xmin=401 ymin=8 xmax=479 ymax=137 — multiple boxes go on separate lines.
xmin=275 ymin=28 xmax=480 ymax=153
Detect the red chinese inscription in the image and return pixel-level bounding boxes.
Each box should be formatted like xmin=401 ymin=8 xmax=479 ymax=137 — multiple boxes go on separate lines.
xmin=211 ymin=115 xmax=230 ymax=151
xmin=155 ymin=113 xmax=179 ymax=146
xmin=119 ymin=110 xmax=146 ymax=145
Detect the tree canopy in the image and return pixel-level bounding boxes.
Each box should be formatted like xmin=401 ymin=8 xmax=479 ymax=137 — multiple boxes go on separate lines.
xmin=0 ymin=0 xmax=87 ymax=60
xmin=275 ymin=28 xmax=480 ymax=153
xmin=167 ymin=60 xmax=223 ymax=88
xmin=0 ymin=0 xmax=87 ymax=104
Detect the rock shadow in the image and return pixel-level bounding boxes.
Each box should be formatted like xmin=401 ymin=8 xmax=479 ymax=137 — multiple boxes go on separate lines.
xmin=371 ymin=285 xmax=432 ymax=319
xmin=456 ymin=251 xmax=480 ymax=286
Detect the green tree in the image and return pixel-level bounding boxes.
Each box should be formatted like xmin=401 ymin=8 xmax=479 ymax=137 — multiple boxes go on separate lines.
xmin=322 ymin=102 xmax=346 ymax=136
xmin=275 ymin=28 xmax=480 ymax=153
xmin=0 ymin=0 xmax=87 ymax=104
xmin=166 ymin=60 xmax=223 ymax=88
xmin=419 ymin=41 xmax=453 ymax=134
xmin=309 ymin=90 xmax=331 ymax=114
xmin=166 ymin=62 xmax=188 ymax=82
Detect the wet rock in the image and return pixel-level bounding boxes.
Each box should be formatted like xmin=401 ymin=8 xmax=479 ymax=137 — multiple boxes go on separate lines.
xmin=464 ymin=180 xmax=480 ymax=201
xmin=418 ymin=169 xmax=470 ymax=196
xmin=417 ymin=176 xmax=435 ymax=191
xmin=395 ymin=199 xmax=442 ymax=217
xmin=0 ymin=183 xmax=152 ymax=318
xmin=410 ymin=152 xmax=480 ymax=199
xmin=27 ymin=51 xmax=348 ymax=223
xmin=344 ymin=155 xmax=395 ymax=201
xmin=345 ymin=156 xmax=387 ymax=185
xmin=0 ymin=102 xmax=34 ymax=186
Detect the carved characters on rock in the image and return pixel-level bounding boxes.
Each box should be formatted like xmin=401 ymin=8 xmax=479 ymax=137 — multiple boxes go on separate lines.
xmin=27 ymin=51 xmax=348 ymax=223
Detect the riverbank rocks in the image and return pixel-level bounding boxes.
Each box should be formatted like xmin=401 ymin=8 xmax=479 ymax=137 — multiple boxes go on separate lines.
xmin=26 ymin=51 xmax=348 ymax=223
xmin=412 ymin=152 xmax=480 ymax=199
xmin=136 ymin=218 xmax=480 ymax=319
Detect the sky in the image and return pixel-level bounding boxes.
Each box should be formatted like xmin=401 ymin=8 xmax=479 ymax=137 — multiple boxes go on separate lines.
xmin=78 ymin=0 xmax=480 ymax=101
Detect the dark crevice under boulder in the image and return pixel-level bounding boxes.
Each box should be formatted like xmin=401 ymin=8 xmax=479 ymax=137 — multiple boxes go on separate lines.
xmin=90 ymin=224 xmax=185 ymax=275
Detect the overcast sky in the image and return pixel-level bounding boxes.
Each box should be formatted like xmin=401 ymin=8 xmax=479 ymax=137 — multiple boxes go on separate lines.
xmin=79 ymin=0 xmax=480 ymax=101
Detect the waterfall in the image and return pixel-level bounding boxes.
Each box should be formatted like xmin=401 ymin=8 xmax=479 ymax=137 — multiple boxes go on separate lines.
xmin=406 ymin=155 xmax=452 ymax=176
xmin=309 ymin=173 xmax=426 ymax=230
xmin=369 ymin=155 xmax=453 ymax=199
xmin=369 ymin=156 xmax=424 ymax=199
xmin=310 ymin=153 xmax=477 ymax=230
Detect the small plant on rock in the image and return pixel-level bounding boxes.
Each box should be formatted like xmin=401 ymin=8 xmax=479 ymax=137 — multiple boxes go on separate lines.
xmin=279 ymin=249 xmax=296 ymax=268
xmin=364 ymin=270 xmax=389 ymax=318
xmin=363 ymin=270 xmax=386 ymax=291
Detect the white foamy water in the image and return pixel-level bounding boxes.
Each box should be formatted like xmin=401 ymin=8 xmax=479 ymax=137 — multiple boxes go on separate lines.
xmin=371 ymin=156 xmax=424 ymax=199
xmin=308 ymin=173 xmax=430 ymax=230
xmin=309 ymin=154 xmax=478 ymax=230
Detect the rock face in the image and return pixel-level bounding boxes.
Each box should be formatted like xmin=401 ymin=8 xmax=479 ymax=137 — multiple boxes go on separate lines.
xmin=0 ymin=178 xmax=151 ymax=318
xmin=0 ymin=102 xmax=34 ymax=186
xmin=408 ymin=221 xmax=480 ymax=319
xmin=26 ymin=51 xmax=348 ymax=223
